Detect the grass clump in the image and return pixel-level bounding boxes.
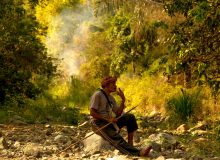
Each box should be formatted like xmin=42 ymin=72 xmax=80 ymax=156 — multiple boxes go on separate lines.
xmin=165 ymin=88 xmax=201 ymax=127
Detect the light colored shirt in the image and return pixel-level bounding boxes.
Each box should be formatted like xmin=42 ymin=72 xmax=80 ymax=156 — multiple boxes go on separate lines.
xmin=90 ymin=90 xmax=119 ymax=120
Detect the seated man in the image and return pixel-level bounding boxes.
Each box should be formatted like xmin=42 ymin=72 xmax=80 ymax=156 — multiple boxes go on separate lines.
xmin=90 ymin=76 xmax=152 ymax=157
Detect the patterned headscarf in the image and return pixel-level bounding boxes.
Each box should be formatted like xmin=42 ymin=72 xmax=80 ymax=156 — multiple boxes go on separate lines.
xmin=101 ymin=76 xmax=117 ymax=88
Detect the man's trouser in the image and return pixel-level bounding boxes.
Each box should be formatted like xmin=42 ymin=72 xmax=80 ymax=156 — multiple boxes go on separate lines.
xmin=91 ymin=113 xmax=140 ymax=156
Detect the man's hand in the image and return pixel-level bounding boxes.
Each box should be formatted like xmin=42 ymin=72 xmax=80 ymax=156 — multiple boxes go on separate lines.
xmin=108 ymin=117 xmax=118 ymax=123
xmin=116 ymin=88 xmax=125 ymax=102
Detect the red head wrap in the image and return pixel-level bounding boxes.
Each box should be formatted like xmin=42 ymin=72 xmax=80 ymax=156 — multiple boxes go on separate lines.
xmin=101 ymin=76 xmax=117 ymax=88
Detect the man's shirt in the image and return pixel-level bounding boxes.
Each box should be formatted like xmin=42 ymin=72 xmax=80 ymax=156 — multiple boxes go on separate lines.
xmin=90 ymin=90 xmax=119 ymax=120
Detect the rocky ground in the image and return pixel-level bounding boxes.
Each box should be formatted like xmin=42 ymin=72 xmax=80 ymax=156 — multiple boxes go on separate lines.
xmin=0 ymin=113 xmax=220 ymax=160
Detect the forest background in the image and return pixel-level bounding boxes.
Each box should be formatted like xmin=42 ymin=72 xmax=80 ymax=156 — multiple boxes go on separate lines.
xmin=0 ymin=0 xmax=219 ymax=133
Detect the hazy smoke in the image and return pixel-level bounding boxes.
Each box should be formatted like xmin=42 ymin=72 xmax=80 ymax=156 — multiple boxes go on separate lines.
xmin=46 ymin=5 xmax=94 ymax=76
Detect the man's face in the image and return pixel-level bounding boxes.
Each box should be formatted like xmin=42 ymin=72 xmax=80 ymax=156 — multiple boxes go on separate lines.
xmin=107 ymin=82 xmax=117 ymax=93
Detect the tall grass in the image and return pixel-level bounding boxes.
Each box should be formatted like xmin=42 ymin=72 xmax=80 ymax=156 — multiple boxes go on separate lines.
xmin=166 ymin=89 xmax=201 ymax=123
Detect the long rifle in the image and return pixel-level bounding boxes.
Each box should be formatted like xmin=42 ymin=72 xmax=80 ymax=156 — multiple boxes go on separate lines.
xmin=56 ymin=105 xmax=138 ymax=155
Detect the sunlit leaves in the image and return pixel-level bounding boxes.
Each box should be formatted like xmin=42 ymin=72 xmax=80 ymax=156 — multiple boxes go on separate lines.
xmin=164 ymin=0 xmax=220 ymax=93
xmin=35 ymin=0 xmax=80 ymax=26
xmin=79 ymin=31 xmax=113 ymax=79
xmin=106 ymin=10 xmax=166 ymax=75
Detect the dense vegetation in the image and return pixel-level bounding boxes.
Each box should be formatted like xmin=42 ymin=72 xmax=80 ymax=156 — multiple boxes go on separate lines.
xmin=0 ymin=0 xmax=56 ymax=104
xmin=0 ymin=0 xmax=219 ymax=130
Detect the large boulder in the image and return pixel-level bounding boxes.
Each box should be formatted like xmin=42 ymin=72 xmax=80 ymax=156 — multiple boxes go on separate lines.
xmin=148 ymin=133 xmax=178 ymax=150
xmin=83 ymin=132 xmax=114 ymax=154
xmin=23 ymin=143 xmax=43 ymax=158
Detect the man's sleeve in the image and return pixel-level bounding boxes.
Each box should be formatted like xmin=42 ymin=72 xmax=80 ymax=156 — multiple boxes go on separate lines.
xmin=90 ymin=92 xmax=100 ymax=110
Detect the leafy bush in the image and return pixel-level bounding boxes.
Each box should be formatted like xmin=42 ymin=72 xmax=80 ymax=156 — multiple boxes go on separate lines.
xmin=0 ymin=0 xmax=57 ymax=105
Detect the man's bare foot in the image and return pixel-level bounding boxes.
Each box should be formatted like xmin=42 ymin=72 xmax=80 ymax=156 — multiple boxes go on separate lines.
xmin=139 ymin=146 xmax=152 ymax=157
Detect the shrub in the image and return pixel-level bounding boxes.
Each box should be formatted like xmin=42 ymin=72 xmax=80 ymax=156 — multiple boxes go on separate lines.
xmin=166 ymin=88 xmax=201 ymax=123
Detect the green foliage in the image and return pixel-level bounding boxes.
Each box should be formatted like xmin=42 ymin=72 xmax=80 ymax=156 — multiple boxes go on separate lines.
xmin=107 ymin=11 xmax=166 ymax=76
xmin=0 ymin=96 xmax=81 ymax=125
xmin=164 ymin=0 xmax=220 ymax=93
xmin=166 ymin=89 xmax=201 ymax=122
xmin=0 ymin=75 xmax=97 ymax=124
xmin=0 ymin=0 xmax=57 ymax=104
xmin=68 ymin=76 xmax=96 ymax=107
xmin=1 ymin=0 xmax=219 ymax=128
xmin=164 ymin=0 xmax=193 ymax=17
xmin=0 ymin=110 xmax=8 ymax=124
xmin=79 ymin=31 xmax=113 ymax=79
xmin=147 ymin=56 xmax=169 ymax=75
xmin=35 ymin=0 xmax=80 ymax=27
xmin=79 ymin=0 xmax=169 ymax=81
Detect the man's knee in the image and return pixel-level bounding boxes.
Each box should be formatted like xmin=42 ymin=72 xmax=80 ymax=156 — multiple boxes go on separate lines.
xmin=125 ymin=113 xmax=138 ymax=132
xmin=126 ymin=113 xmax=136 ymax=121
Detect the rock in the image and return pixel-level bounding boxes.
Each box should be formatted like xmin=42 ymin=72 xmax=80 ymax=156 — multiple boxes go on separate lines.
xmin=191 ymin=129 xmax=210 ymax=136
xmin=0 ymin=137 xmax=8 ymax=149
xmin=155 ymin=156 xmax=166 ymax=160
xmin=105 ymin=155 xmax=131 ymax=160
xmin=147 ymin=126 xmax=157 ymax=133
xmin=45 ymin=128 xmax=54 ymax=136
xmin=7 ymin=151 xmax=15 ymax=158
xmin=0 ymin=149 xmax=8 ymax=156
xmin=134 ymin=131 xmax=141 ymax=143
xmin=61 ymin=127 xmax=72 ymax=134
xmin=176 ymin=124 xmax=189 ymax=134
xmin=45 ymin=124 xmax=51 ymax=128
xmin=189 ymin=121 xmax=208 ymax=132
xmin=83 ymin=132 xmax=114 ymax=154
xmin=148 ymin=110 xmax=161 ymax=119
xmin=194 ymin=137 xmax=208 ymax=144
xmin=0 ymin=122 xmax=219 ymax=160
xmin=45 ymin=145 xmax=59 ymax=152
xmin=174 ymin=149 xmax=185 ymax=158
xmin=90 ymin=153 xmax=101 ymax=159
xmin=54 ymin=134 xmax=70 ymax=144
xmin=148 ymin=133 xmax=177 ymax=149
xmin=23 ymin=143 xmax=43 ymax=158
xmin=151 ymin=141 xmax=162 ymax=152
xmin=14 ymin=141 xmax=21 ymax=148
